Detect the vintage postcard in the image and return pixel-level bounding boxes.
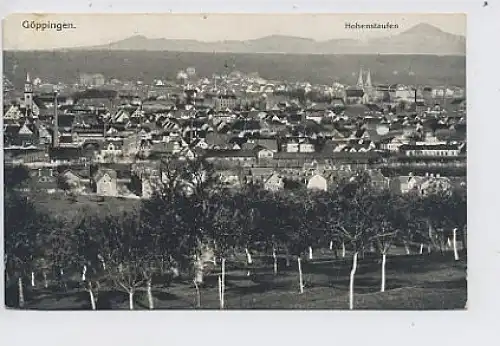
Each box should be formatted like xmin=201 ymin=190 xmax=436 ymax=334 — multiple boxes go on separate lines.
xmin=2 ymin=13 xmax=466 ymax=310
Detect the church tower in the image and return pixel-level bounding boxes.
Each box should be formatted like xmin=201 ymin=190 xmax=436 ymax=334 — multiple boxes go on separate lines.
xmin=356 ymin=68 xmax=364 ymax=88
xmin=365 ymin=69 xmax=372 ymax=88
xmin=24 ymin=72 xmax=33 ymax=111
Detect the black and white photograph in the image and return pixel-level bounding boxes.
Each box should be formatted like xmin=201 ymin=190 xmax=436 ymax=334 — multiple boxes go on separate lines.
xmin=3 ymin=13 xmax=467 ymax=310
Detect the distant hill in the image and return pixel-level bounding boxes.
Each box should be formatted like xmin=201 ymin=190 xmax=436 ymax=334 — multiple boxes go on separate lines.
xmin=3 ymin=50 xmax=466 ymax=89
xmin=83 ymin=23 xmax=465 ymax=56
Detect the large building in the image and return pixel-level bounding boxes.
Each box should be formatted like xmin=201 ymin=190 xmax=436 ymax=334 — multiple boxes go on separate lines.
xmin=79 ymin=73 xmax=106 ymax=87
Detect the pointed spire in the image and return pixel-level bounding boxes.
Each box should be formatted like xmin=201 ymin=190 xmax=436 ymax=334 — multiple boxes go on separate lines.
xmin=366 ymin=70 xmax=372 ymax=88
xmin=357 ymin=68 xmax=364 ymax=88
xmin=26 ymin=72 xmax=31 ymax=83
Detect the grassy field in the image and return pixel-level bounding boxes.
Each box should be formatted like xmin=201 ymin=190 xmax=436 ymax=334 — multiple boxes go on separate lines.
xmin=32 ymin=193 xmax=141 ymax=219
xmin=6 ymin=251 xmax=467 ymax=310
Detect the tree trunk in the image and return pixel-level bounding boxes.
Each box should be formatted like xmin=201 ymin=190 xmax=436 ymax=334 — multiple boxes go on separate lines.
xmin=329 ymin=241 xmax=333 ymax=251
xmin=81 ymin=265 xmax=87 ymax=282
xmin=128 ymin=290 xmax=135 ymax=310
xmin=462 ymin=227 xmax=467 ymax=251
xmin=43 ymin=271 xmax=48 ymax=288
xmin=272 ymin=247 xmax=278 ymax=275
xmin=246 ymin=248 xmax=252 ymax=276
xmin=285 ymin=248 xmax=291 ymax=267
xmin=59 ymin=268 xmax=67 ymax=291
xmin=349 ymin=252 xmax=359 ymax=310
xmin=342 ymin=242 xmax=346 ymax=258
xmin=427 ymin=244 xmax=431 ymax=254
xmin=452 ymin=228 xmax=459 ymax=261
xmin=193 ymin=280 xmax=201 ymax=308
xmin=419 ymin=243 xmax=424 ymax=255
xmin=31 ymin=271 xmax=35 ymax=287
xmin=447 ymin=237 xmax=452 ymax=249
xmin=404 ymin=242 xmax=410 ymax=255
xmin=88 ymin=282 xmax=96 ymax=310
xmin=439 ymin=237 xmax=445 ymax=255
xmin=308 ymin=246 xmax=313 ymax=261
xmin=147 ymin=278 xmax=154 ymax=310
xmin=380 ymin=253 xmax=387 ymax=293
xmin=18 ymin=277 xmax=25 ymax=308
xmin=194 ymin=255 xmax=203 ymax=284
xmin=220 ymin=258 xmax=226 ymax=309
xmin=218 ymin=275 xmax=222 ymax=306
xmin=428 ymin=222 xmax=436 ymax=249
xmin=298 ymin=257 xmax=304 ymax=294
xmin=245 ymin=248 xmax=253 ymax=264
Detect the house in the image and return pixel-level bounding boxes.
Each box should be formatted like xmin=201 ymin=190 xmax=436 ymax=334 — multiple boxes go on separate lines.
xmin=29 ymin=167 xmax=58 ymax=193
xmin=59 ymin=168 xmax=91 ymax=193
xmin=399 ymin=144 xmax=461 ymax=157
xmin=218 ymin=170 xmax=243 ymax=189
xmin=4 ymin=147 xmax=48 ymax=164
xmin=367 ymin=170 xmax=389 ymax=190
xmin=307 ymin=174 xmax=328 ymax=191
xmin=264 ymin=173 xmax=284 ymax=192
xmin=390 ymin=174 xmax=428 ymax=194
xmin=256 ymin=148 xmax=274 ymax=160
xmin=94 ymin=169 xmax=118 ymax=196
xmin=17 ymin=122 xmax=39 ymax=147
xmin=380 ymin=136 xmax=408 ymax=152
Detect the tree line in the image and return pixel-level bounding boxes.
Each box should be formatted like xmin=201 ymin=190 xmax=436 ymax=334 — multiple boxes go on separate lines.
xmin=4 ymin=159 xmax=466 ymax=310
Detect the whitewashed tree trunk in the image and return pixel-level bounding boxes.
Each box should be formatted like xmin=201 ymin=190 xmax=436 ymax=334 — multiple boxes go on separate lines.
xmin=147 ymin=278 xmax=154 ymax=310
xmin=43 ymin=271 xmax=48 ymax=288
xmin=81 ymin=265 xmax=87 ymax=282
xmin=381 ymin=253 xmax=387 ymax=293
xmin=59 ymin=268 xmax=67 ymax=290
xmin=342 ymin=242 xmax=346 ymax=258
xmin=427 ymin=244 xmax=431 ymax=254
xmin=349 ymin=252 xmax=359 ymax=310
xmin=329 ymin=241 xmax=333 ymax=251
xmin=404 ymin=242 xmax=410 ymax=255
xmin=128 ymin=290 xmax=134 ymax=310
xmin=272 ymin=247 xmax=278 ymax=275
xmin=88 ymin=285 xmax=96 ymax=310
xmin=194 ymin=255 xmax=203 ymax=284
xmin=298 ymin=257 xmax=304 ymax=294
xmin=220 ymin=258 xmax=226 ymax=309
xmin=193 ymin=280 xmax=201 ymax=308
xmin=452 ymin=228 xmax=459 ymax=261
xmin=31 ymin=271 xmax=35 ymax=287
xmin=447 ymin=237 xmax=452 ymax=249
xmin=245 ymin=248 xmax=253 ymax=264
xmin=419 ymin=243 xmax=424 ymax=255
xmin=285 ymin=248 xmax=291 ymax=267
xmin=218 ymin=275 xmax=222 ymax=305
xmin=308 ymin=246 xmax=313 ymax=260
xmin=18 ymin=277 xmax=25 ymax=308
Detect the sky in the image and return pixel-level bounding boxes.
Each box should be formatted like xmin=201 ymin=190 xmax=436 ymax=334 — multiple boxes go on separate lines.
xmin=3 ymin=13 xmax=466 ymax=50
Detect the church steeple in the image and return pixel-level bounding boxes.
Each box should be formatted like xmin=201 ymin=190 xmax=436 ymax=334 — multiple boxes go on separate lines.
xmin=356 ymin=68 xmax=364 ymax=88
xmin=365 ymin=69 xmax=372 ymax=88
xmin=24 ymin=72 xmax=33 ymax=110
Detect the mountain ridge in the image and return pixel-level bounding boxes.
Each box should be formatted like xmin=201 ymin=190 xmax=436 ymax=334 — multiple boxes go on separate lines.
xmin=15 ymin=23 xmax=466 ymax=55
